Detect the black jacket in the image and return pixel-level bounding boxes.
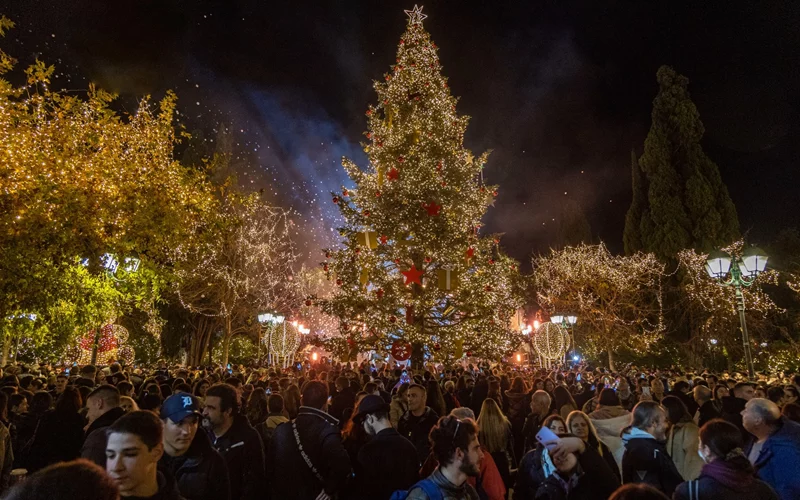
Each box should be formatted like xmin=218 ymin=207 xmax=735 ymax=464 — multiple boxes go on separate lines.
xmin=354 ymin=427 xmax=419 ymax=500
xmin=621 ymin=431 xmax=683 ymax=496
xmin=208 ymin=415 xmax=266 ymax=500
xmin=81 ymin=406 xmax=126 ymax=467
xmin=125 ymin=471 xmax=185 ymax=500
xmin=27 ymin=409 xmax=85 ymax=472
xmin=268 ymin=406 xmax=352 ymax=500
xmin=160 ymin=429 xmax=230 ymax=500
xmin=532 ymin=446 xmax=620 ymax=500
xmin=720 ymin=396 xmax=749 ymax=440
xmin=397 ymin=407 xmax=439 ymax=466
xmin=515 ymin=445 xmax=548 ymax=499
xmin=697 ymin=400 xmax=722 ymax=428
xmin=329 ymin=387 xmax=356 ymax=424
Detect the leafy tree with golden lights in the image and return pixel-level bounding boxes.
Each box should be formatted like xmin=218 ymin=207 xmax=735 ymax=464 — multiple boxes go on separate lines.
xmin=677 ymin=241 xmax=785 ymax=370
xmin=175 ymin=190 xmax=298 ymax=366
xmin=0 ymin=17 xmax=217 ymax=333
xmin=318 ymin=7 xmax=525 ymax=361
xmin=532 ymin=243 xmax=666 ymax=369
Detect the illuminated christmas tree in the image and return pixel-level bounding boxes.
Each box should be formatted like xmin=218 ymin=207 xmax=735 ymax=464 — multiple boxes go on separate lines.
xmin=318 ymin=6 xmax=524 ymax=360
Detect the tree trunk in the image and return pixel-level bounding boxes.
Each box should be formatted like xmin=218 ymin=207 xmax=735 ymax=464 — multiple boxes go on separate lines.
xmin=188 ymin=316 xmax=216 ymax=366
xmin=608 ymin=349 xmax=616 ymax=371
xmin=0 ymin=331 xmax=10 ymax=366
xmin=221 ymin=316 xmax=232 ymax=367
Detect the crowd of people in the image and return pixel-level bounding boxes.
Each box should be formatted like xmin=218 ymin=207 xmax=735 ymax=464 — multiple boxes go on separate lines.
xmin=0 ymin=359 xmax=797 ymax=500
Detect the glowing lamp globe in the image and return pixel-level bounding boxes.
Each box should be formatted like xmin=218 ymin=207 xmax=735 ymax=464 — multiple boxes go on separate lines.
xmin=740 ymin=246 xmax=768 ymax=278
xmin=705 ymin=250 xmax=732 ymax=279
xmin=532 ymin=322 xmax=569 ymax=361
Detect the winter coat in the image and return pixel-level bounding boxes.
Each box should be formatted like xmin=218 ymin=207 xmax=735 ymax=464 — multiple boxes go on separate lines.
xmin=26 ymin=409 xmax=85 ymax=471
xmin=673 ymin=458 xmax=779 ymax=500
xmin=10 ymin=412 xmax=41 ymax=469
xmin=255 ymin=413 xmax=288 ymax=459
xmin=81 ymin=406 xmax=126 ymax=467
xmin=353 ymin=427 xmax=419 ymax=500
xmin=159 ymin=429 xmax=230 ymax=500
xmin=590 ymin=413 xmax=629 ymax=472
xmin=389 ymin=394 xmax=408 ymax=428
xmin=696 ymin=400 xmax=722 ymax=428
xmin=268 ymin=406 xmax=351 ymax=500
xmin=666 ymin=421 xmax=704 ymax=481
xmin=621 ymin=427 xmax=683 ymax=496
xmin=745 ymin=417 xmax=800 ymax=500
xmin=398 ymin=407 xmax=440 ymax=466
xmin=532 ymin=446 xmax=621 ymax=500
xmin=457 ymin=388 xmax=473 ymax=411
xmin=505 ymin=390 xmax=529 ymax=461
xmin=444 ymin=391 xmax=460 ymax=415
xmin=208 ymin=414 xmax=266 ymax=500
xmin=521 ymin=412 xmax=548 ymax=455
xmin=515 ymin=445 xmax=552 ymax=500
xmin=124 ymin=471 xmax=186 ymax=500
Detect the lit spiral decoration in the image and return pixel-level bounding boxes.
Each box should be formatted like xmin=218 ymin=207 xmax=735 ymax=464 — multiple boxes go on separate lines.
xmin=532 ymin=322 xmax=569 ymax=362
xmin=77 ymin=324 xmax=132 ymax=365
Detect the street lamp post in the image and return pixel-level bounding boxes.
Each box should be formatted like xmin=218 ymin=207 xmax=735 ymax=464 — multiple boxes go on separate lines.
xmin=705 ymin=246 xmax=768 ymax=379
xmin=550 ymin=314 xmax=578 ymax=363
xmin=258 ymin=313 xmax=285 ymax=366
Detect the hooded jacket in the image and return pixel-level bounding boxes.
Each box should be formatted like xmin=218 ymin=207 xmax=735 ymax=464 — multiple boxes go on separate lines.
xmin=621 ymin=427 xmax=683 ymax=496
xmin=125 ymin=471 xmax=185 ymax=500
xmin=673 ymin=457 xmax=779 ymax=500
xmin=589 ymin=412 xmax=629 ymax=470
xmin=666 ymin=421 xmax=704 ymax=481
xmin=159 ymin=429 xmax=230 ymax=500
xmin=745 ymin=417 xmax=800 ymax=500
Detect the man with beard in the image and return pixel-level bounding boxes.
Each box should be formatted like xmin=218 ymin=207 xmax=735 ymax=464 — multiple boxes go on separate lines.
xmin=202 ymin=384 xmax=265 ymax=500
xmin=159 ymin=393 xmax=230 ymax=500
xmin=406 ymin=416 xmax=483 ymax=500
xmin=621 ymin=401 xmax=684 ymax=496
xmin=352 ymin=395 xmax=419 ymax=499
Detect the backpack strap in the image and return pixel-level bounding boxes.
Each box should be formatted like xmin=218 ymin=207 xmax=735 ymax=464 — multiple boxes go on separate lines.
xmin=414 ymin=478 xmax=444 ymax=500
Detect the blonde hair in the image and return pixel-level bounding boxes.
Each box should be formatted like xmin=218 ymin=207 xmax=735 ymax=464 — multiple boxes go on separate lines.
xmin=477 ymin=398 xmax=510 ymax=453
xmin=566 ymin=410 xmax=604 ymax=455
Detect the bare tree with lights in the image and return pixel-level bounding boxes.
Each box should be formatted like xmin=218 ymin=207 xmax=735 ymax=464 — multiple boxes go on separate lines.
xmin=176 ymin=192 xmax=297 ymax=366
xmin=316 ymin=6 xmax=525 ymax=362
xmin=532 ymin=243 xmax=666 ymax=369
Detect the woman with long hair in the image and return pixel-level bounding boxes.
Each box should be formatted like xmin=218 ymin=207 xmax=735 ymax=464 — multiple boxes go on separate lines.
xmin=390 ymin=382 xmax=409 ymax=427
xmin=505 ymin=376 xmax=528 ymax=461
xmin=514 ymin=415 xmax=567 ymax=499
xmin=245 ymin=388 xmax=268 ymax=426
xmin=282 ymin=384 xmax=301 ymax=420
xmin=27 ymin=387 xmax=85 ymax=472
xmin=567 ymin=410 xmax=621 ymax=480
xmin=425 ymin=379 xmax=446 ymax=418
xmin=673 ymin=419 xmax=778 ymax=500
xmin=662 ymin=395 xmax=704 ymax=481
xmin=478 ymin=398 xmax=516 ymax=492
xmin=554 ymin=385 xmax=578 ymax=420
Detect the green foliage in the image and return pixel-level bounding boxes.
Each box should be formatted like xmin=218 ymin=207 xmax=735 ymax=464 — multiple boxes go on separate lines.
xmin=633 ymin=66 xmax=739 ymax=261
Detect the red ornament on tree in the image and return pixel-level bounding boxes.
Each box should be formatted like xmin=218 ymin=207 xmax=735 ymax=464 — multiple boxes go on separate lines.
xmin=398 ymin=156 xmax=405 ymax=163
xmin=389 ymin=315 xmax=397 ymax=324
xmin=376 ymin=288 xmax=384 ymax=299
xmin=323 ymin=263 xmax=329 ymax=272
xmin=466 ymin=350 xmax=473 ymax=357
xmin=376 ymin=191 xmax=381 ymax=197
xmin=433 ymin=343 xmax=441 ymax=351
xmin=485 ymin=285 xmax=493 ymax=292
xmin=423 ymin=201 xmax=441 ymax=216
xmin=387 ymin=167 xmax=399 ymax=181
xmin=332 ymin=196 xmax=340 ymax=204
xmin=336 ymin=278 xmax=343 ymax=286
xmin=380 ymin=235 xmax=388 ymax=245
xmin=342 ymin=188 xmax=349 ymax=196
xmin=391 ymin=341 xmax=412 ymax=361
xmin=424 ymin=256 xmax=432 ymax=263
xmin=401 ymin=265 xmax=424 ymax=286
xmin=363 ymin=210 xmax=371 ymax=217
xmin=466 ymin=247 xmax=475 ymax=260
xmin=305 ymin=299 xmax=313 ymax=307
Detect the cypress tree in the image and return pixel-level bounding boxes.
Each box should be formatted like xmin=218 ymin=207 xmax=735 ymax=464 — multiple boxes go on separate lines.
xmin=637 ymin=66 xmax=739 ymax=260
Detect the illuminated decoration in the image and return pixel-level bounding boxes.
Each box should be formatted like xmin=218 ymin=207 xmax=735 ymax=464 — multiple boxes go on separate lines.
xmin=678 ymin=240 xmax=782 ymax=378
xmin=76 ymin=323 xmax=134 ymax=365
xmin=391 ymin=341 xmax=412 ymax=361
xmin=263 ymin=320 xmax=301 ymax=368
xmin=533 ymin=243 xmax=665 ymax=368
xmin=318 ymin=6 xmax=525 ymax=358
xmin=404 ymin=4 xmax=428 ymax=24
xmin=532 ymin=322 xmax=569 ymax=366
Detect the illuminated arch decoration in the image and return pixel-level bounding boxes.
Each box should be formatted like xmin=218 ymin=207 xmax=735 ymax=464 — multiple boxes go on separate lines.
xmin=77 ymin=323 xmax=134 ymax=366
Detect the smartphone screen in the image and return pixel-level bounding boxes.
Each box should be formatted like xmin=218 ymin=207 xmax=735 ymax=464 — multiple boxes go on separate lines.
xmin=536 ymin=426 xmax=560 ymax=451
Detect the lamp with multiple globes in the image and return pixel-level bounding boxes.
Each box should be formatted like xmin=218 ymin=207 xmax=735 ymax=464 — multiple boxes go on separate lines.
xmin=704 ymin=245 xmax=769 ymax=379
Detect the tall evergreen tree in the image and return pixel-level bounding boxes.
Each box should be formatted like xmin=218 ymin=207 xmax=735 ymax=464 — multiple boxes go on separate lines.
xmin=317 ymin=6 xmax=524 ymax=360
xmin=623 ymin=149 xmax=646 ymax=255
xmin=635 ymin=66 xmax=739 ymax=260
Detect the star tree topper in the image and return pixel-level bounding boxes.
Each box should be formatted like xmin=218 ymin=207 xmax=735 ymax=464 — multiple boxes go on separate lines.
xmin=404 ymin=4 xmax=428 ymax=25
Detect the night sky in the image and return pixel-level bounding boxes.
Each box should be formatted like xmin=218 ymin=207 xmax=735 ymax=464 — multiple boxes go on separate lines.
xmin=5 ymin=1 xmax=800 ymax=268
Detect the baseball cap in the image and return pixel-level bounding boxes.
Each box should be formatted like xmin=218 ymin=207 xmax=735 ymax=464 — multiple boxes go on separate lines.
xmin=160 ymin=392 xmax=201 ymax=423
